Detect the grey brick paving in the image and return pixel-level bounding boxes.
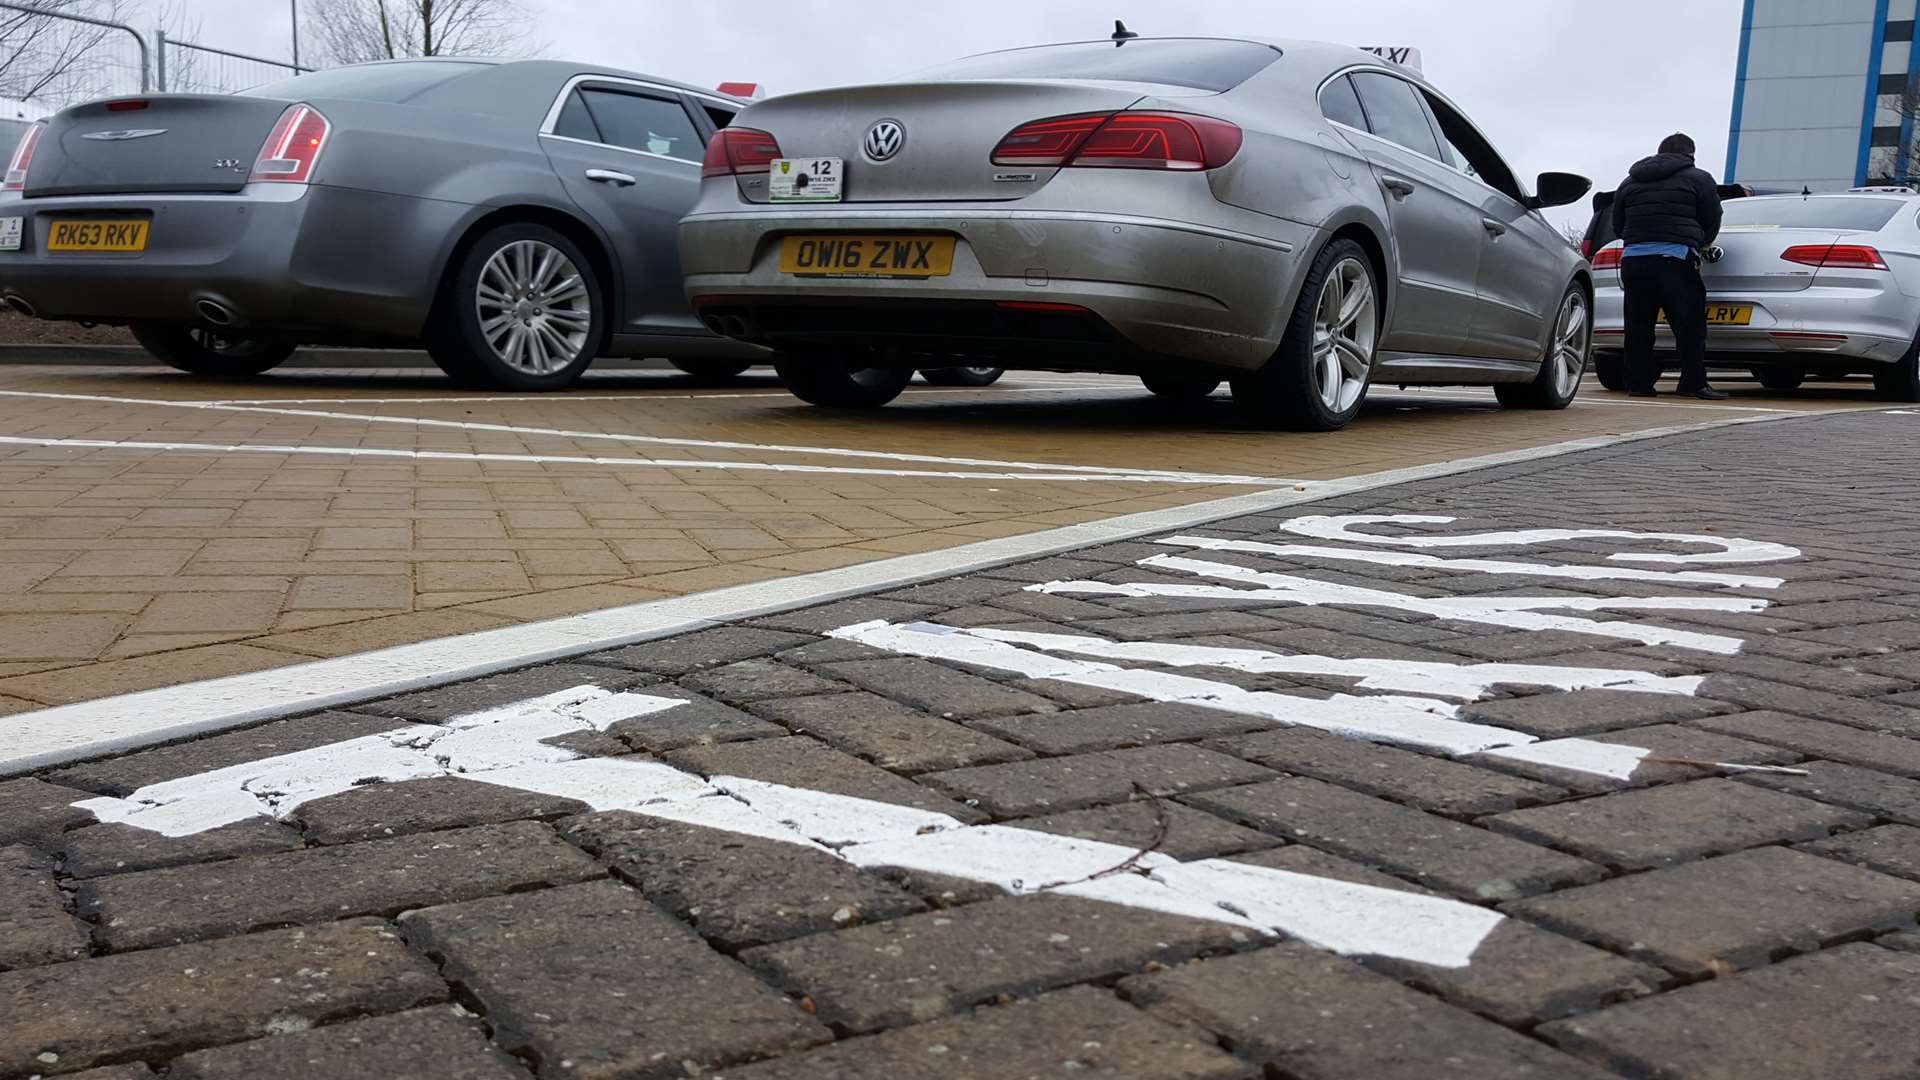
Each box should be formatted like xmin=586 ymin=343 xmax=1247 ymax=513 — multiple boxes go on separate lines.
xmin=1007 ymin=799 xmax=1278 ymax=861
xmin=1468 ymin=722 xmax=1800 ymax=794
xmin=0 ymin=920 xmax=444 ymax=1077
xmin=972 ymin=701 xmax=1280 ymax=754
xmin=815 ymin=657 xmax=1060 ymax=719
xmin=1739 ymin=760 xmax=1920 ymax=825
xmin=75 ymin=822 xmax=602 ymax=951
xmin=605 ymin=688 xmax=787 ymax=752
xmin=677 ymin=658 xmax=849 ymax=703
xmin=1799 ymin=823 xmax=1920 ymax=881
xmin=1692 ymin=710 xmax=1920 ymax=777
xmin=1120 ymin=943 xmax=1619 ymax=1080
xmin=1210 ymin=727 xmax=1565 ymax=815
xmin=166 ymin=1006 xmax=528 ymax=1080
xmin=1508 ymin=846 xmax=1920 ymax=977
xmin=745 ymin=691 xmax=1031 ymax=773
xmin=1461 ymin=687 xmax=1732 ymax=737
xmin=665 ymin=736 xmax=986 ymax=822
xmin=42 ymin=713 xmax=400 ymax=797
xmin=709 ymin=986 xmax=1257 ymax=1080
xmin=740 ymin=893 xmax=1251 ymax=1035
xmin=290 ymin=776 xmax=589 ymax=845
xmin=582 ymin=627 xmax=814 ymax=676
xmin=355 ymin=663 xmax=655 ymax=723
xmin=0 ymin=778 xmax=93 ymax=847
xmin=1693 ymin=676 xmax=1920 ymax=735
xmin=58 ymin=819 xmax=304 ymax=879
xmin=400 ymin=881 xmax=829 ymax=1079
xmin=922 ymin=745 xmax=1276 ymax=818
xmin=1539 ymin=944 xmax=1920 ymax=1080
xmin=0 ymin=845 xmax=86 ymax=972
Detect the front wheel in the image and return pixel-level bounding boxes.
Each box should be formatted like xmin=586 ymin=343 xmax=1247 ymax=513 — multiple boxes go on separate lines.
xmin=1496 ymin=286 xmax=1590 ymax=410
xmin=774 ymin=351 xmax=913 ymax=408
xmin=1877 ymin=335 xmax=1920 ymax=402
xmin=1141 ymin=374 xmax=1222 ymax=400
xmin=919 ymin=366 xmax=1005 ymax=387
xmin=1753 ymin=365 xmax=1806 ymax=391
xmin=131 ymin=324 xmax=294 ymax=376
xmin=669 ymin=359 xmax=753 ymax=381
xmin=426 ymin=222 xmax=604 ymax=391
xmin=1593 ymin=349 xmax=1625 ymax=391
xmin=1231 ymin=238 xmax=1378 ymax=431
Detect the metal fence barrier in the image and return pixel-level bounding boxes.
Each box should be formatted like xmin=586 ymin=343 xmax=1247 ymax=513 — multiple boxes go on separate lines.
xmin=0 ymin=0 xmax=150 ymax=110
xmin=157 ymin=32 xmax=312 ymax=95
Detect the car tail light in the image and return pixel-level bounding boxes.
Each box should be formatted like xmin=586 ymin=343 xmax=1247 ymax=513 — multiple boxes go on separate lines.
xmin=250 ymin=103 xmax=330 ymax=184
xmin=992 ymin=111 xmax=1243 ymax=170
xmin=1590 ymin=244 xmax=1625 ymax=270
xmin=1579 ymin=238 xmax=1593 ymax=258
xmin=703 ymin=127 xmax=782 ymax=178
xmin=1782 ymin=243 xmax=1888 ymax=270
xmin=3 ymin=123 xmax=44 ymax=192
xmin=105 ymin=100 xmax=149 ymax=112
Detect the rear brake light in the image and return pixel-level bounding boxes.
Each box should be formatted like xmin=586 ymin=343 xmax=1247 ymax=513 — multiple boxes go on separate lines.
xmin=1781 ymin=243 xmax=1888 ymax=270
xmin=3 ymin=123 xmax=44 ymax=192
xmin=250 ymin=103 xmax=330 ymax=184
xmin=105 ymin=100 xmax=149 ymax=112
xmin=1591 ymin=244 xmax=1625 ymax=270
xmin=1579 ymin=238 xmax=1593 ymax=258
xmin=703 ymin=127 xmax=782 ymax=178
xmin=992 ymin=111 xmax=1243 ymax=171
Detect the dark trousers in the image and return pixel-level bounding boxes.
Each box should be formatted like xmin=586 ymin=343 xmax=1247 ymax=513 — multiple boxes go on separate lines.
xmin=1621 ymin=255 xmax=1709 ymax=393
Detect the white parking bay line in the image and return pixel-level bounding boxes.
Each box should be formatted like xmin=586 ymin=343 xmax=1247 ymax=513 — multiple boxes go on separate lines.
xmin=0 ymin=408 xmax=1792 ymax=776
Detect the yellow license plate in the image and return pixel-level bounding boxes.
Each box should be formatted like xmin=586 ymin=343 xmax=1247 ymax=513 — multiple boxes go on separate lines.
xmin=1658 ymin=304 xmax=1753 ymax=326
xmin=47 ymin=219 xmax=149 ymax=253
xmin=779 ymin=234 xmax=955 ymax=278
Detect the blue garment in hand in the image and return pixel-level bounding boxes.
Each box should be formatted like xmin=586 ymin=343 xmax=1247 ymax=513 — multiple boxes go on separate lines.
xmin=1623 ymin=242 xmax=1693 ymax=260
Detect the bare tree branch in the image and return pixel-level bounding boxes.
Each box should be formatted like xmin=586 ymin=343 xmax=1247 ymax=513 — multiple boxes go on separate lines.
xmin=0 ymin=0 xmax=136 ymax=109
xmin=305 ymin=0 xmax=542 ymax=66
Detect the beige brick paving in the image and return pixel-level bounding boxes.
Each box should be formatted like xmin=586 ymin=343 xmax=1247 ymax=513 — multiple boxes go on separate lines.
xmin=0 ymin=363 xmax=1882 ymax=707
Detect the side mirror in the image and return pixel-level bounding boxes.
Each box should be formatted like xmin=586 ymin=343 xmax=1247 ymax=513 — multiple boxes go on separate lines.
xmin=1527 ymin=171 xmax=1592 ymax=210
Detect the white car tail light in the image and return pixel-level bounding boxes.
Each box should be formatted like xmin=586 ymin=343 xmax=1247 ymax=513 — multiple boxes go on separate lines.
xmin=250 ymin=104 xmax=331 ymax=184
xmin=4 ymin=123 xmax=45 ymax=192
xmin=1590 ymin=243 xmax=1625 ymax=270
xmin=1781 ymin=243 xmax=1889 ymax=271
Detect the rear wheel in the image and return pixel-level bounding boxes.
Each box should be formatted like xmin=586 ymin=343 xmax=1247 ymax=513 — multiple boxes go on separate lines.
xmin=1593 ymin=349 xmax=1625 ymax=391
xmin=1496 ymin=286 xmax=1589 ymax=410
xmin=774 ymin=350 xmax=913 ymax=408
xmin=1753 ymin=365 xmax=1806 ymax=391
xmin=132 ymin=324 xmax=294 ymax=377
xmin=427 ymin=223 xmax=603 ymax=391
xmin=1877 ymin=335 xmax=1920 ymax=402
xmin=1141 ymin=374 xmax=1222 ymax=400
xmin=669 ymin=359 xmax=753 ymax=381
xmin=919 ymin=366 xmax=1005 ymax=387
xmin=1231 ymin=238 xmax=1377 ymax=431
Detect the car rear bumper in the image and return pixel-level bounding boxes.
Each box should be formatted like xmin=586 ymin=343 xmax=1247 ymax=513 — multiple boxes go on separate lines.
xmin=679 ymin=207 xmax=1308 ymax=372
xmin=0 ymin=184 xmax=464 ymax=340
xmin=1593 ymin=282 xmax=1915 ymax=364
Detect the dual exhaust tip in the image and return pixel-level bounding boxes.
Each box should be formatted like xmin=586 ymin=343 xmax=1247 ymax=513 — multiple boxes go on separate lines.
xmin=705 ymin=313 xmax=750 ymax=337
xmin=1 ymin=295 xmax=235 ymax=326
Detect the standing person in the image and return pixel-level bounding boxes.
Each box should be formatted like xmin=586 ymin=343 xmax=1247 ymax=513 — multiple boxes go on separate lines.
xmin=1611 ymin=133 xmax=1728 ymax=400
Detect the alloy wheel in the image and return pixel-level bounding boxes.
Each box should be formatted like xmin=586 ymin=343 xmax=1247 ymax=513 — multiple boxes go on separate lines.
xmin=476 ymin=240 xmax=593 ymax=376
xmin=1550 ymin=291 xmax=1591 ymax=398
xmin=1312 ymin=256 xmax=1377 ymax=413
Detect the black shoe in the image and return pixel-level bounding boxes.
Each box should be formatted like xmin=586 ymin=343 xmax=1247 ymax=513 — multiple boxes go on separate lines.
xmin=1678 ymin=386 xmax=1731 ymax=401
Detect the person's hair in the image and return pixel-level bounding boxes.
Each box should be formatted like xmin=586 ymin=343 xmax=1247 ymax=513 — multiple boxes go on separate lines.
xmin=1658 ymin=133 xmax=1696 ymax=157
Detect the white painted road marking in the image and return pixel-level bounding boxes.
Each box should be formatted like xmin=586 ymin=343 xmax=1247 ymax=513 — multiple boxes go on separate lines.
xmin=1279 ymin=514 xmax=1802 ymax=566
xmin=75 ymin=684 xmax=1503 ymax=969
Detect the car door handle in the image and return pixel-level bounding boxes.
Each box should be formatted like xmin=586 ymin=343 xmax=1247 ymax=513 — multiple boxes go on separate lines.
xmin=1482 ymin=218 xmax=1509 ymax=237
xmin=1380 ymin=175 xmax=1417 ymax=198
xmin=586 ymin=169 xmax=637 ymax=187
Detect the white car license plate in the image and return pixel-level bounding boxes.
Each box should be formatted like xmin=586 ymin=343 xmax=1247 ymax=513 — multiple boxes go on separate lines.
xmin=0 ymin=217 xmax=20 ymax=252
xmin=770 ymin=158 xmax=843 ymax=203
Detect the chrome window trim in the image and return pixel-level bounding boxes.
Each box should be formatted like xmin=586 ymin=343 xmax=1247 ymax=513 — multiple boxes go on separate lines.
xmin=681 ymin=207 xmax=1295 ymax=254
xmin=1319 ymin=64 xmax=1532 ymax=210
xmin=538 ymin=132 xmax=701 ymax=169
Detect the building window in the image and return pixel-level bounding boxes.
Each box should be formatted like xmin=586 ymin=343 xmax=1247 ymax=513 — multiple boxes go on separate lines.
xmin=1874 ymin=125 xmax=1903 ymax=148
xmin=1882 ymin=72 xmax=1912 ymax=95
xmin=1889 ymin=20 xmax=1917 ymax=43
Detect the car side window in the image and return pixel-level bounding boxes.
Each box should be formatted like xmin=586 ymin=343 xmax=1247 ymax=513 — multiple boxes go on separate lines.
xmin=578 ymin=88 xmax=704 ymax=163
xmin=1319 ymin=75 xmax=1368 ymax=131
xmin=1417 ymin=89 xmax=1526 ymax=203
xmin=552 ymin=91 xmax=601 ymax=143
xmin=1348 ymin=72 xmax=1443 ymax=162
xmin=703 ymin=104 xmax=737 ymax=131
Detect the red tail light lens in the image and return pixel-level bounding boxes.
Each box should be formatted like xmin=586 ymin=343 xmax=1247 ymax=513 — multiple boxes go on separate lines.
xmin=1591 ymin=244 xmax=1625 ymax=270
xmin=992 ymin=112 xmax=1243 ymax=171
xmin=1781 ymin=243 xmax=1889 ymax=270
xmin=105 ymin=100 xmax=149 ymax=112
xmin=1579 ymin=238 xmax=1593 ymax=258
xmin=702 ymin=127 xmax=782 ymax=178
xmin=250 ymin=104 xmax=330 ymax=184
xmin=3 ymin=123 xmax=44 ymax=192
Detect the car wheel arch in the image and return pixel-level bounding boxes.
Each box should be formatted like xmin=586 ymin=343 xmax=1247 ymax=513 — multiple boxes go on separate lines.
xmin=430 ymin=204 xmax=622 ymax=356
xmin=1319 ymin=222 xmax=1391 ymax=330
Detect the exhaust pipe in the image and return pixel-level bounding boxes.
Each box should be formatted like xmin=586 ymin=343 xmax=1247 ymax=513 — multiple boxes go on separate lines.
xmin=195 ymin=299 xmax=235 ymax=326
xmin=3 ymin=295 xmax=36 ymax=318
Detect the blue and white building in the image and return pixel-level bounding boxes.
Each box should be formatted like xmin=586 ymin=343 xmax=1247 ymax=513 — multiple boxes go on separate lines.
xmin=1728 ymin=0 xmax=1919 ymax=190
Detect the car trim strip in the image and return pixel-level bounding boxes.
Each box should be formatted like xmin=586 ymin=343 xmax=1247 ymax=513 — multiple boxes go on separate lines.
xmin=538 ymin=131 xmax=701 ymax=169
xmin=683 ymin=208 xmax=1296 ymax=254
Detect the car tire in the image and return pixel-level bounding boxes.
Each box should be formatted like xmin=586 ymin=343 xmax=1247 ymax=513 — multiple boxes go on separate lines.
xmin=1753 ymin=365 xmax=1805 ymax=391
xmin=1141 ymin=374 xmax=1222 ymax=400
xmin=131 ymin=324 xmax=294 ymax=377
xmin=1877 ymin=335 xmax=1920 ymax=402
xmin=1495 ymin=285 xmax=1590 ymax=410
xmin=1593 ymin=349 xmax=1625 ymax=391
xmin=427 ymin=222 xmax=604 ymax=391
xmin=919 ymin=366 xmax=1005 ymax=387
xmin=774 ymin=351 xmax=914 ymax=408
xmin=1231 ymin=238 xmax=1378 ymax=431
xmin=668 ymin=359 xmax=754 ymax=381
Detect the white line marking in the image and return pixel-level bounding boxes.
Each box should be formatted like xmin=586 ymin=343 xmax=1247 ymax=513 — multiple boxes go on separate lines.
xmin=77 ymin=684 xmax=1504 ymax=968
xmin=1279 ymin=515 xmax=1801 ymax=566
xmin=0 ymin=410 xmax=1790 ymax=776
xmin=0 ymin=435 xmax=1274 ymax=487
xmin=0 ymin=389 xmax=1266 ymax=484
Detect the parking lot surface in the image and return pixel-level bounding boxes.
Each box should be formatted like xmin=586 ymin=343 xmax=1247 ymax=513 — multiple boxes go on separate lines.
xmin=0 ymin=361 xmax=1880 ymax=713
xmin=4 ymin=403 xmax=1919 ymax=1078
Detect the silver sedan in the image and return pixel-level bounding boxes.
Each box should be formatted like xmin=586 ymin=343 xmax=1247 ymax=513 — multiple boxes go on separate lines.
xmin=681 ymin=35 xmax=1595 ymax=430
xmin=0 ymin=59 xmax=763 ymax=389
xmin=1591 ymin=190 xmax=1920 ymax=401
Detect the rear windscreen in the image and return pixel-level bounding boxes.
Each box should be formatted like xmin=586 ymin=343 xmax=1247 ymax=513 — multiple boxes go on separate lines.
xmin=242 ymin=61 xmax=490 ymax=103
xmin=1722 ymin=197 xmax=1905 ymax=231
xmin=912 ymin=39 xmax=1281 ymax=92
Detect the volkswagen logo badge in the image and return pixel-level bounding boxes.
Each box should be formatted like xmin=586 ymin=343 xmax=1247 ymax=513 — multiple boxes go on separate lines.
xmin=864 ymin=119 xmax=906 ymax=162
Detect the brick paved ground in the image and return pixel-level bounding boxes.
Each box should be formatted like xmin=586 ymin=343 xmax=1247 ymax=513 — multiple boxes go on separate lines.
xmin=5 ymin=408 xmax=1920 ymax=1078
xmin=0 ymin=362 xmax=1875 ymax=709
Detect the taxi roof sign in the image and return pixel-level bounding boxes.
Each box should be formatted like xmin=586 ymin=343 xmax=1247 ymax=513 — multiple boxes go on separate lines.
xmin=717 ymin=82 xmax=766 ymax=100
xmin=1848 ymin=185 xmax=1919 ymax=194
xmin=1360 ymin=46 xmax=1423 ymax=73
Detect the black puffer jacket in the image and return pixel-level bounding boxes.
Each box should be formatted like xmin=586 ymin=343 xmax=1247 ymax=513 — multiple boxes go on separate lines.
xmin=1610 ymin=154 xmax=1722 ymax=250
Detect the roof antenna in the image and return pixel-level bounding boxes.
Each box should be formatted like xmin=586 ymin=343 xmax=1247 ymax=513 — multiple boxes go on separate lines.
xmin=1112 ymin=20 xmax=1138 ymax=45
xmin=1802 ymin=185 xmax=1812 ymax=199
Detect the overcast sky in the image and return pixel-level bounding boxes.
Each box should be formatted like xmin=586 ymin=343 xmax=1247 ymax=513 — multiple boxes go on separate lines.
xmin=149 ymin=0 xmax=1744 ymax=231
